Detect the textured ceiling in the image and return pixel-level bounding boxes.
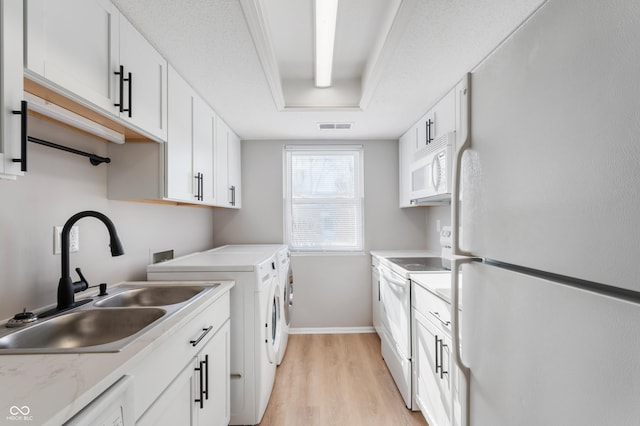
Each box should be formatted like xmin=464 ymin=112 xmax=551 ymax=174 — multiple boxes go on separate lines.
xmin=111 ymin=0 xmax=547 ymax=141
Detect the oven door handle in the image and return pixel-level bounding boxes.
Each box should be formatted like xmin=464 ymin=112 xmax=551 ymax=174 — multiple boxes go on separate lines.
xmin=380 ymin=269 xmax=408 ymax=291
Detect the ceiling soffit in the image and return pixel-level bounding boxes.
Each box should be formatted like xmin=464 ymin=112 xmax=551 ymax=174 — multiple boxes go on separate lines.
xmin=240 ymin=0 xmax=408 ymax=110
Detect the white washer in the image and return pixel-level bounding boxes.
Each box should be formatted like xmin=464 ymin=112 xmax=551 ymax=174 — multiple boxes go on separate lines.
xmin=212 ymin=245 xmax=292 ymax=365
xmin=147 ymin=249 xmax=282 ymax=425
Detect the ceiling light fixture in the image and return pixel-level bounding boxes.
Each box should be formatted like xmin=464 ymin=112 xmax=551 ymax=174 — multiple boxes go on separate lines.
xmin=314 ymin=0 xmax=338 ymax=88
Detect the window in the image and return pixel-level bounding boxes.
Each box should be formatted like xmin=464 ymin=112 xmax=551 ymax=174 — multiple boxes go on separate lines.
xmin=284 ymin=145 xmax=364 ymax=253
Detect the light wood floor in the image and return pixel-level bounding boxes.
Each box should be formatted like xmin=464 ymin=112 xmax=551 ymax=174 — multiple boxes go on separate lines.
xmin=260 ymin=333 xmax=428 ymax=426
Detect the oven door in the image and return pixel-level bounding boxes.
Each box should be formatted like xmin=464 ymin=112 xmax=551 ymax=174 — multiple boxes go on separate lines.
xmin=379 ymin=265 xmax=411 ymax=357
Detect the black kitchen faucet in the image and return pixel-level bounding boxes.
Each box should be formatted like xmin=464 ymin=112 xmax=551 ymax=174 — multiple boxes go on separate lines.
xmin=56 ymin=211 xmax=124 ymax=311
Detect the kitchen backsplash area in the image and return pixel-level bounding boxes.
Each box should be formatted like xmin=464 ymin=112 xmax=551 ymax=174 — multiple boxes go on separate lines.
xmin=0 ymin=117 xmax=215 ymax=321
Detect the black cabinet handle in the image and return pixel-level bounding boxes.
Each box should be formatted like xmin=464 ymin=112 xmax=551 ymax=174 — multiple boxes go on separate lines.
xmin=194 ymin=360 xmax=205 ymax=409
xmin=203 ymin=354 xmax=209 ymax=401
xmin=127 ymin=71 xmax=132 ymax=118
xmin=195 ymin=173 xmax=204 ymax=201
xmin=11 ymin=100 xmax=28 ymax=172
xmin=426 ymin=119 xmax=433 ymax=145
xmin=114 ymin=66 xmax=125 ymax=113
xmin=114 ymin=66 xmax=132 ymax=117
xmin=190 ymin=326 xmax=213 ymax=347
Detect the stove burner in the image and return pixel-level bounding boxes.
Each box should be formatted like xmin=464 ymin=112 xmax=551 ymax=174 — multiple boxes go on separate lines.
xmin=387 ymin=257 xmax=450 ymax=272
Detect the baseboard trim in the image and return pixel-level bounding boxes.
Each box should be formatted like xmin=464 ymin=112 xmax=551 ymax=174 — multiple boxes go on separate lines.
xmin=289 ymin=326 xmax=376 ymax=335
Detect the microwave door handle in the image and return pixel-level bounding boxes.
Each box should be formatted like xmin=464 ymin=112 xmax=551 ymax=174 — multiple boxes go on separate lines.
xmin=431 ymin=155 xmax=441 ymax=191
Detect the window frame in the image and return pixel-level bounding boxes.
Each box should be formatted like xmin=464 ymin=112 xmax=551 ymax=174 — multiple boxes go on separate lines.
xmin=283 ymin=145 xmax=365 ymax=254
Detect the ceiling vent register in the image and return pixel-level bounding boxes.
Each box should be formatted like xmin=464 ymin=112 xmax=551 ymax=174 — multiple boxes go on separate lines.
xmin=317 ymin=122 xmax=353 ymax=130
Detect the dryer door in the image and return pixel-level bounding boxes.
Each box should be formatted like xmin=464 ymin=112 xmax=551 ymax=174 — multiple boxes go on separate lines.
xmin=283 ymin=263 xmax=293 ymax=326
xmin=266 ymin=279 xmax=282 ymax=364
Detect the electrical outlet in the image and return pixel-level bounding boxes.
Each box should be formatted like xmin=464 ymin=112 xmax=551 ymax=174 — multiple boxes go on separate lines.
xmin=54 ymin=226 xmax=79 ymax=255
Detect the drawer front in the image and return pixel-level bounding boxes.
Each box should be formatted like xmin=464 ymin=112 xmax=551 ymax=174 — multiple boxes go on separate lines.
xmin=412 ymin=281 xmax=451 ymax=334
xmin=132 ymin=292 xmax=230 ymax=420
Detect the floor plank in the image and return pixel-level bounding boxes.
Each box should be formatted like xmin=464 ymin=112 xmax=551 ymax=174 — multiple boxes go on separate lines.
xmin=260 ymin=333 xmax=428 ymax=426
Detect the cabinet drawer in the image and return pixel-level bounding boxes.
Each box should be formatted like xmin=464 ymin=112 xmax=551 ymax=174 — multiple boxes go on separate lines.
xmin=131 ymin=291 xmax=230 ymax=421
xmin=412 ymin=281 xmax=451 ymax=334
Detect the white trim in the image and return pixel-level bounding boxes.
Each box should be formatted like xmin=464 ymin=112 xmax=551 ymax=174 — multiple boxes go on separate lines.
xmin=239 ymin=0 xmax=286 ymax=110
xmin=25 ymin=93 xmax=125 ymax=144
xmin=359 ymin=0 xmax=416 ymax=109
xmin=289 ymin=326 xmax=375 ymax=335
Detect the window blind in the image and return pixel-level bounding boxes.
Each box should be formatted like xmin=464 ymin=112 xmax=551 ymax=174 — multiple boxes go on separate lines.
xmin=284 ymin=146 xmax=364 ymax=252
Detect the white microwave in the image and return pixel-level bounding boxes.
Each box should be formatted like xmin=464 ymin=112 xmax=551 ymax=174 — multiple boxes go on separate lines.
xmin=409 ymin=132 xmax=455 ymax=204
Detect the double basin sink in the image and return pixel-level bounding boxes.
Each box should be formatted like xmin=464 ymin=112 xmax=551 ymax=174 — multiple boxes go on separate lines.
xmin=0 ymin=283 xmax=219 ymax=354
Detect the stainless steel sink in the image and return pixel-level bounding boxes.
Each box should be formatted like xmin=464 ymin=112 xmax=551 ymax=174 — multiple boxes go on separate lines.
xmin=0 ymin=282 xmax=221 ymax=354
xmin=0 ymin=308 xmax=165 ymax=353
xmin=94 ymin=284 xmax=216 ymax=307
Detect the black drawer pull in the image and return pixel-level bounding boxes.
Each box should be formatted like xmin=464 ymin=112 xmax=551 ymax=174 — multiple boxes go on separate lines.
xmin=190 ymin=326 xmax=213 ymax=347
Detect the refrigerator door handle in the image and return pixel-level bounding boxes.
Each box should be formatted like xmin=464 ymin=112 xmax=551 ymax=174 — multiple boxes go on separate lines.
xmin=451 ymin=257 xmax=472 ymax=426
xmin=452 ymin=73 xmax=472 ymax=258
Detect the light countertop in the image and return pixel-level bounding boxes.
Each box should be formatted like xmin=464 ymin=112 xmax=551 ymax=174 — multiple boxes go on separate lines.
xmin=0 ymin=280 xmax=234 ymax=426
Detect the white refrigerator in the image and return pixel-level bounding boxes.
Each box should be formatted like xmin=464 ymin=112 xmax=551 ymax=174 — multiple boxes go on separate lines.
xmin=451 ymin=0 xmax=640 ymax=425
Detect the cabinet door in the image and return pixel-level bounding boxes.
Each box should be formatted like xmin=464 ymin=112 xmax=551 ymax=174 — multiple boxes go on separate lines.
xmin=415 ymin=88 xmax=456 ymax=154
xmin=194 ymin=321 xmax=230 ymax=426
xmin=137 ymin=362 xmax=194 ymax=426
xmin=26 ymin=0 xmax=119 ymax=113
xmin=119 ymin=15 xmax=167 ymax=141
xmin=214 ymin=117 xmax=230 ymax=207
xmin=413 ymin=309 xmax=450 ymax=426
xmin=193 ymin=96 xmax=215 ymax=205
xmin=398 ymin=127 xmax=416 ymax=207
xmin=0 ymin=0 xmax=24 ymax=178
xmin=227 ymin=129 xmax=241 ymax=208
xmin=431 ymin=89 xmax=456 ymax=141
xmin=166 ymin=66 xmax=195 ymax=202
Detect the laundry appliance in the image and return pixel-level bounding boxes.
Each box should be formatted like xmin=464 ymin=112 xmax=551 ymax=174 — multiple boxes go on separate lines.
xmin=147 ymin=249 xmax=281 ymax=425
xmin=210 ymin=244 xmax=293 ymax=365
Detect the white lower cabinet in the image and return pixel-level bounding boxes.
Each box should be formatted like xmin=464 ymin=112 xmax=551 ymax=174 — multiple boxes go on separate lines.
xmin=412 ymin=281 xmax=460 ymax=426
xmin=133 ymin=291 xmax=231 ymax=426
xmin=138 ymin=321 xmax=230 ymax=426
xmin=413 ymin=309 xmax=452 ymax=426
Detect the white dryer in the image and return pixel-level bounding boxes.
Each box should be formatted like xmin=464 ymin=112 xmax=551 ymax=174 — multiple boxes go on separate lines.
xmin=213 ymin=244 xmax=293 ymax=365
xmin=147 ymin=249 xmax=282 ymax=425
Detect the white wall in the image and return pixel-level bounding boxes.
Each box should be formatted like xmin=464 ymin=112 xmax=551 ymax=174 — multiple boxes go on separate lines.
xmin=0 ymin=117 xmax=215 ymax=320
xmin=211 ymin=139 xmax=428 ymax=329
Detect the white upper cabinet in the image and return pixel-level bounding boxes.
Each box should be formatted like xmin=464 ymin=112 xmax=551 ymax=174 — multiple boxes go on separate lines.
xmin=26 ymin=0 xmax=167 ymax=141
xmin=166 ymin=66 xmax=195 ymax=202
xmin=0 ymin=0 xmax=25 ymax=179
xmin=26 ymin=0 xmax=120 ymax=113
xmin=108 ymin=66 xmax=229 ymax=208
xmin=118 ymin=15 xmax=167 ymax=140
xmin=215 ymin=118 xmax=229 ymax=206
xmin=398 ymin=127 xmax=416 ymax=208
xmin=166 ymin=66 xmax=215 ymax=205
xmin=215 ymin=118 xmax=241 ymax=209
xmin=415 ymin=89 xmax=456 ymax=154
xmin=227 ymin=129 xmax=241 ymax=209
xmin=192 ymin=96 xmax=216 ymax=205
